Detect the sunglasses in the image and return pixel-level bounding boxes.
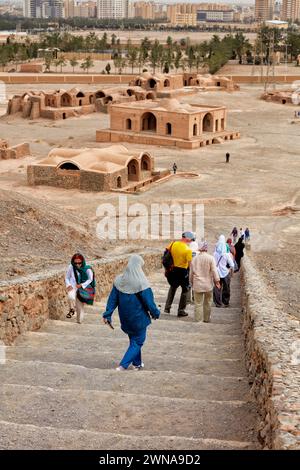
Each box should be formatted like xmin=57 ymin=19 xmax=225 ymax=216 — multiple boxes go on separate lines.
xmin=74 ymin=261 xmax=82 ymax=265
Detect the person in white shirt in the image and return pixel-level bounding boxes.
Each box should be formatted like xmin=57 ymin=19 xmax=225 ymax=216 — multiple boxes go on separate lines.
xmin=65 ymin=253 xmax=94 ymax=324
xmin=189 ymin=241 xmax=220 ymax=322
xmin=213 ymin=235 xmax=234 ymax=308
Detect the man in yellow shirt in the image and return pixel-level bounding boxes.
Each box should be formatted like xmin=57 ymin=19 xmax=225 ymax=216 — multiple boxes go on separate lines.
xmin=164 ymin=232 xmax=193 ymax=317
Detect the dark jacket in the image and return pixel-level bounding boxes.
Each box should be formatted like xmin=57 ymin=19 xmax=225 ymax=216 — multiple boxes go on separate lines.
xmin=103 ymin=286 xmax=160 ymax=335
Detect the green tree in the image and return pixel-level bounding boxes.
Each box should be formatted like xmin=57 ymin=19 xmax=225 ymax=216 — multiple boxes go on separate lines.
xmin=233 ymin=32 xmax=251 ymax=64
xmin=69 ymin=57 xmax=79 ymax=73
xmin=57 ymin=56 xmax=67 ymax=73
xmin=80 ymin=56 xmax=94 ymax=74
xmin=127 ymin=46 xmax=138 ymax=73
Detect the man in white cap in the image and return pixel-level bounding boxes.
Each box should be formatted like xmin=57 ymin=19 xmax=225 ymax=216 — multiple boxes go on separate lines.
xmin=189 ymin=241 xmax=220 ymax=322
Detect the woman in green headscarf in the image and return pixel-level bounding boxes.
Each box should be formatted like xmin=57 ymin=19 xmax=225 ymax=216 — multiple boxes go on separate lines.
xmin=65 ymin=253 xmax=95 ymax=324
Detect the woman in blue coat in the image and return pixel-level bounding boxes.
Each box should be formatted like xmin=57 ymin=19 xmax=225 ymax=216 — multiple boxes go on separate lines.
xmin=102 ymin=254 xmax=160 ymax=371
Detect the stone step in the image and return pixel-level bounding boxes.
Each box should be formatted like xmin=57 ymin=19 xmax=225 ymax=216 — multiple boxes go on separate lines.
xmin=45 ymin=318 xmax=242 ymax=336
xmin=0 ymin=384 xmax=258 ymax=443
xmin=13 ymin=331 xmax=244 ymax=360
xmin=0 ymin=360 xmax=250 ymax=402
xmin=84 ymin=312 xmax=242 ymax=326
xmin=41 ymin=320 xmax=241 ymax=341
xmin=7 ymin=346 xmax=247 ymax=377
xmin=0 ymin=420 xmax=256 ymax=450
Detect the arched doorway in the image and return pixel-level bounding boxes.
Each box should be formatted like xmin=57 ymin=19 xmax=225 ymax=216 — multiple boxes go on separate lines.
xmin=193 ymin=123 xmax=197 ymax=136
xmin=103 ymin=96 xmax=113 ymax=105
xmin=126 ymin=118 xmax=132 ymax=130
xmin=166 ymin=122 xmax=172 ymax=135
xmin=164 ymin=79 xmax=170 ymax=87
xmin=61 ymin=93 xmax=72 ymax=107
xmin=148 ymin=79 xmax=157 ymax=89
xmin=127 ymin=159 xmax=139 ymax=181
xmin=141 ymin=154 xmax=151 ymax=171
xmin=62 ymin=113 xmax=66 ymax=119
xmin=146 ymin=92 xmax=155 ymax=100
xmin=202 ymin=113 xmax=214 ymax=132
xmin=127 ymin=89 xmax=134 ymax=96
xmin=79 ymin=99 xmax=82 ymax=106
xmin=141 ymin=112 xmax=156 ymax=132
xmin=76 ymin=91 xmax=85 ymax=98
xmin=95 ymin=91 xmax=105 ymax=99
xmin=59 ymin=162 xmax=79 ymax=170
xmin=117 ymin=176 xmax=122 ymax=188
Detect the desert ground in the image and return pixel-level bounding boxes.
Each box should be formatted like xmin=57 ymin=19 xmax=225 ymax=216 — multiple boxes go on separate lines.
xmin=0 ymin=81 xmax=299 ymax=318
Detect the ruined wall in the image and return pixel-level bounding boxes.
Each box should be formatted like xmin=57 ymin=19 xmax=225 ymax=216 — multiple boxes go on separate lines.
xmin=0 ymin=252 xmax=162 ymax=345
xmin=0 ymin=143 xmax=30 ymax=160
xmin=242 ymin=255 xmax=300 ymax=450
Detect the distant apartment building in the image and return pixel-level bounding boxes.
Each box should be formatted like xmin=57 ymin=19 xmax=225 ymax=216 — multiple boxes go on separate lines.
xmin=281 ymin=0 xmax=300 ymax=21
xmin=23 ymin=0 xmax=64 ymax=17
xmin=255 ymin=0 xmax=275 ymax=21
xmin=167 ymin=3 xmax=232 ymax=26
xmin=97 ymin=0 xmax=128 ymax=19
xmin=197 ymin=9 xmax=234 ymax=22
xmin=133 ymin=1 xmax=155 ymax=19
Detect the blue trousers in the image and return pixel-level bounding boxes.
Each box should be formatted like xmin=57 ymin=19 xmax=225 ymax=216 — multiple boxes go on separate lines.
xmin=120 ymin=329 xmax=147 ymax=369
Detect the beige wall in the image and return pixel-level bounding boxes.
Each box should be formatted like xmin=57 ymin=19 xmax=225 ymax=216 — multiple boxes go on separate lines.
xmin=110 ymin=105 xmax=226 ymax=139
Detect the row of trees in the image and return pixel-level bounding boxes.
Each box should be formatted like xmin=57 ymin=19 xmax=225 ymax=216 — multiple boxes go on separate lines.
xmin=0 ymin=28 xmax=299 ymax=75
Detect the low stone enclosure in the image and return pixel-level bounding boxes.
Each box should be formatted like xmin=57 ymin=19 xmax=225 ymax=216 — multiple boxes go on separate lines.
xmin=0 ymin=252 xmax=299 ymax=449
xmin=96 ymin=98 xmax=240 ymax=149
xmin=130 ymin=71 xmax=239 ymax=95
xmin=27 ymin=144 xmax=168 ymax=192
xmin=261 ymin=90 xmax=300 ymax=106
xmin=0 ymin=139 xmax=30 ymax=160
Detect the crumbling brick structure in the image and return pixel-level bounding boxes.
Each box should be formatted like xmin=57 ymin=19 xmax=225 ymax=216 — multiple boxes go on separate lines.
xmin=0 ymin=139 xmax=30 ymax=160
xmin=183 ymin=73 xmax=239 ymax=91
xmin=6 ymin=88 xmax=96 ymax=120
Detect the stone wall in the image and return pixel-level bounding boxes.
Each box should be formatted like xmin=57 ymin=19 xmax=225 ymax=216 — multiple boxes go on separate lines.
xmin=0 ymin=252 xmax=162 ymax=345
xmin=241 ymin=256 xmax=300 ymax=450
xmin=0 ymin=143 xmax=30 ymax=160
xmin=1 ymin=74 xmax=300 ymax=85
xmin=27 ymin=165 xmax=128 ymax=191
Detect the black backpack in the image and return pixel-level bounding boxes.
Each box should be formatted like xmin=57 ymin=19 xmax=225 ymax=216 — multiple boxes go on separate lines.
xmin=162 ymin=242 xmax=175 ymax=273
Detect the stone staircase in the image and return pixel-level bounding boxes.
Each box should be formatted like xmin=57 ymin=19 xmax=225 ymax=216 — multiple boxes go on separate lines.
xmin=0 ymin=269 xmax=260 ymax=450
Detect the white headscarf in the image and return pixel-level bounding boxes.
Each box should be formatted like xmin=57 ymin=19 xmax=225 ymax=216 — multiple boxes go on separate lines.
xmin=114 ymin=254 xmax=150 ymax=294
xmin=214 ymin=235 xmax=227 ymax=256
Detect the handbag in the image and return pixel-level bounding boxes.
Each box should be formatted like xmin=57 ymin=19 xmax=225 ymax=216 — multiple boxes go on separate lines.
xmin=73 ymin=266 xmax=95 ymax=305
xmin=77 ymin=286 xmax=95 ymax=303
